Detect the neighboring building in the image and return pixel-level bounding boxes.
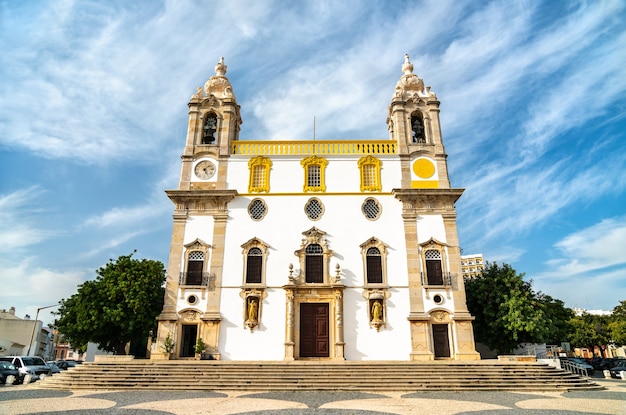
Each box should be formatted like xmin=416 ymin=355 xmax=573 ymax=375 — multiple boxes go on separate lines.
xmin=155 ymin=55 xmax=480 ymax=361
xmin=573 ymin=308 xmax=612 ymax=317
xmin=461 ymin=254 xmax=484 ymax=278
xmin=0 ymin=307 xmax=54 ymax=359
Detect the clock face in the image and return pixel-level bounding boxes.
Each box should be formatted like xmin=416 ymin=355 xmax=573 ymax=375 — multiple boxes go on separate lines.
xmin=194 ymin=160 xmax=216 ymax=180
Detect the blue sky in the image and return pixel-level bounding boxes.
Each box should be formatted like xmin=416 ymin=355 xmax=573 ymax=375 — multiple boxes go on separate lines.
xmin=1 ymin=0 xmax=625 ymax=327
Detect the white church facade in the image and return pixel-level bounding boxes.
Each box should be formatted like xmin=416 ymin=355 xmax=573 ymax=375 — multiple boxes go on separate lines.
xmin=155 ymin=55 xmax=480 ymax=361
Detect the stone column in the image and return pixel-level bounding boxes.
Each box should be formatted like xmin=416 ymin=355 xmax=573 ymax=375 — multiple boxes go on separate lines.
xmin=334 ymin=288 xmax=345 ymax=360
xmin=284 ymin=288 xmax=295 ymax=361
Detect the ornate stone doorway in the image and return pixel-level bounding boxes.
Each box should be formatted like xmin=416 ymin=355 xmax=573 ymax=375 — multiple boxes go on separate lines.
xmin=180 ymin=324 xmax=197 ymax=357
xmin=299 ymin=303 xmax=330 ymax=357
xmin=433 ymin=324 xmax=450 ymax=358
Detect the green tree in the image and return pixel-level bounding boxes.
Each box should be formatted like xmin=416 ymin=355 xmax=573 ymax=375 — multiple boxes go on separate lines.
xmin=56 ymin=252 xmax=166 ymax=354
xmin=568 ymin=313 xmax=611 ymax=351
xmin=608 ymin=300 xmax=626 ymax=346
xmin=464 ymin=262 xmax=567 ymax=354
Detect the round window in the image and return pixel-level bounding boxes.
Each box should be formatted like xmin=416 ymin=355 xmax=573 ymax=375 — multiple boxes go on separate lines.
xmin=304 ymin=198 xmax=324 ymax=221
xmin=187 ymin=295 xmax=198 ymax=305
xmin=362 ymin=198 xmax=381 ymax=220
xmin=248 ymin=198 xmax=268 ymax=221
xmin=433 ymin=294 xmax=444 ymax=305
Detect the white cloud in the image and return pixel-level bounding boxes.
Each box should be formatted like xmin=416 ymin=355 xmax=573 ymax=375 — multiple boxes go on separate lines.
xmin=0 ymin=187 xmax=57 ymax=253
xmin=0 ymin=257 xmax=88 ymax=326
xmin=529 ymin=216 xmax=626 ymax=309
xmin=543 ymin=216 xmax=626 ymax=278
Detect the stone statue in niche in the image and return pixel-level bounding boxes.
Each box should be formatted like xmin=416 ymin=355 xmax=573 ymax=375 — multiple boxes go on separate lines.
xmin=371 ymin=300 xmax=383 ymax=322
xmin=369 ymin=299 xmax=385 ymax=331
xmin=245 ymin=297 xmax=259 ymax=331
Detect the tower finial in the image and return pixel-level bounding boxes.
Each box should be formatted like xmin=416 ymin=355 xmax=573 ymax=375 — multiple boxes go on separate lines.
xmin=215 ymin=57 xmax=227 ymax=76
xmin=402 ymin=53 xmax=414 ymax=75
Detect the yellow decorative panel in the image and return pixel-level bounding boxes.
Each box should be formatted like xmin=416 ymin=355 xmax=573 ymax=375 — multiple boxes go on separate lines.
xmin=411 ymin=180 xmax=439 ymax=188
xmin=412 ymin=158 xmax=436 ymax=179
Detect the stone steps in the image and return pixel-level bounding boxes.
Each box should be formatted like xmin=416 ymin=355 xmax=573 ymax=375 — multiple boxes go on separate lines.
xmin=38 ymin=361 xmax=602 ymax=392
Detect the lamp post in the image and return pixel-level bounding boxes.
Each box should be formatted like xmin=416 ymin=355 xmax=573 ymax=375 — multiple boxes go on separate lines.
xmin=26 ymin=304 xmax=57 ymax=356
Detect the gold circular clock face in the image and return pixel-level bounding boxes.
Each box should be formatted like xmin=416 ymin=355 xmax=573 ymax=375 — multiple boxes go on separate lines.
xmin=194 ymin=160 xmax=216 ymax=180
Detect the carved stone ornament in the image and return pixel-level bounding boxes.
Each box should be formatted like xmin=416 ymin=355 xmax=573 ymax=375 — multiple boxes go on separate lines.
xmin=182 ymin=310 xmax=199 ymax=322
xmin=203 ymin=57 xmax=236 ymax=100
xmin=431 ymin=310 xmax=449 ymax=322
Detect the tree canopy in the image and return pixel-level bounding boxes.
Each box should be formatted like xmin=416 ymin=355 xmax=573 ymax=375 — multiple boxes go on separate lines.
xmin=55 ymin=252 xmax=166 ymax=354
xmin=464 ymin=262 xmax=572 ymax=354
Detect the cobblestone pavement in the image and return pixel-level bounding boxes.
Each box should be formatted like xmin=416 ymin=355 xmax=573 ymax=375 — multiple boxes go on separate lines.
xmin=1 ymin=379 xmax=624 ymax=414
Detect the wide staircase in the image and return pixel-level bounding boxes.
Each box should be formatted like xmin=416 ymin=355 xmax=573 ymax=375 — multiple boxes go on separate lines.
xmin=37 ymin=360 xmax=602 ymax=392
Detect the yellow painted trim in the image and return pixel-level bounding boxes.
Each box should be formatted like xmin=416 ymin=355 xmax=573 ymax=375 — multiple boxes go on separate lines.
xmin=411 ymin=180 xmax=439 ymax=188
xmin=238 ymin=192 xmax=394 ymax=197
xmin=232 ymin=140 xmax=397 ymax=155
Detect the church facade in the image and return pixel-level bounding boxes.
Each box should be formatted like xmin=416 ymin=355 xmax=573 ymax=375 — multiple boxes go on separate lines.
xmin=154 ymin=55 xmax=480 ymax=361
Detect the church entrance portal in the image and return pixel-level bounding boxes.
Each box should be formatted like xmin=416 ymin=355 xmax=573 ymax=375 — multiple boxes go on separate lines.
xmin=433 ymin=324 xmax=451 ymax=358
xmin=180 ymin=324 xmax=197 ymax=357
xmin=299 ymin=303 xmax=330 ymax=358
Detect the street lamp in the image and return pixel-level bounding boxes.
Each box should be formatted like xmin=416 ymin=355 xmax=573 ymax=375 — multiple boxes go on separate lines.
xmin=26 ymin=305 xmax=57 ymax=356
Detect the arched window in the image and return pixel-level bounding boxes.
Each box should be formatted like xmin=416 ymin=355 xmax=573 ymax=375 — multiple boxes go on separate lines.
xmin=358 ymin=156 xmax=382 ymax=192
xmin=366 ymin=247 xmax=383 ymax=284
xmin=248 ymin=156 xmax=272 ymax=193
xmin=186 ymin=251 xmax=204 ymax=285
xmin=246 ymin=247 xmax=263 ymax=284
xmin=241 ymin=238 xmax=269 ymax=286
xmin=360 ymin=237 xmax=388 ymax=286
xmin=411 ymin=113 xmax=426 ymax=144
xmin=425 ymin=249 xmax=443 ymax=285
xmin=202 ymin=113 xmax=217 ymax=144
xmin=305 ymin=243 xmax=324 ymax=283
xmin=301 ymin=155 xmax=328 ymax=192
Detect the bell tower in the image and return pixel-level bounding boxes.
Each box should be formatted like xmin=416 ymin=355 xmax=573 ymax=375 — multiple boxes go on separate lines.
xmin=155 ymin=58 xmax=240 ymax=359
xmin=178 ymin=57 xmax=242 ymax=191
xmin=389 ymin=54 xmax=480 ymax=360
xmin=387 ymin=54 xmax=451 ymax=190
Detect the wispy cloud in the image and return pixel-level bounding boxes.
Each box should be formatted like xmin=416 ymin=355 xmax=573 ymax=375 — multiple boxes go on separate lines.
xmin=0 ymin=187 xmax=57 ymax=253
xmin=532 ymin=216 xmax=626 ymax=309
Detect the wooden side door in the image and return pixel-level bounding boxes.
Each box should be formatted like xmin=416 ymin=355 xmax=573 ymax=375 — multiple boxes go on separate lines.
xmin=433 ymin=324 xmax=451 ymax=358
xmin=300 ymin=303 xmax=329 ymax=357
xmin=180 ymin=325 xmax=197 ymax=357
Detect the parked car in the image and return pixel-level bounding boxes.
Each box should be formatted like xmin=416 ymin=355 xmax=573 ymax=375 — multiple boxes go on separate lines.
xmin=0 ymin=356 xmax=52 ymax=381
xmin=0 ymin=361 xmax=24 ymax=384
xmin=55 ymin=360 xmax=82 ymax=370
xmin=609 ymin=360 xmax=626 ymax=379
xmin=46 ymin=361 xmax=62 ymax=374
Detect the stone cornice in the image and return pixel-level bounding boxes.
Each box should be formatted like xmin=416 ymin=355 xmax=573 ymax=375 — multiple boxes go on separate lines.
xmin=392 ymin=188 xmax=463 ymax=214
xmin=166 ymin=189 xmax=237 ymax=215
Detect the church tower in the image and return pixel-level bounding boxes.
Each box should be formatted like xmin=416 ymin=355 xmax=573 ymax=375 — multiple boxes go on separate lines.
xmin=155 ymin=55 xmax=479 ymax=361
xmin=388 ymin=54 xmax=478 ymax=360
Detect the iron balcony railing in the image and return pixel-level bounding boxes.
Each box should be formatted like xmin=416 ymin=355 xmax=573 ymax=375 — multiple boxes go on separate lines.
xmin=179 ymin=272 xmax=216 ymax=289
xmin=420 ymin=272 xmax=454 ymax=287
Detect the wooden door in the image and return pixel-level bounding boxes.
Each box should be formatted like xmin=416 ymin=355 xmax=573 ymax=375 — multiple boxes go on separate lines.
xmin=300 ymin=303 xmax=329 ymax=357
xmin=433 ymin=324 xmax=450 ymax=358
xmin=180 ymin=325 xmax=197 ymax=357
